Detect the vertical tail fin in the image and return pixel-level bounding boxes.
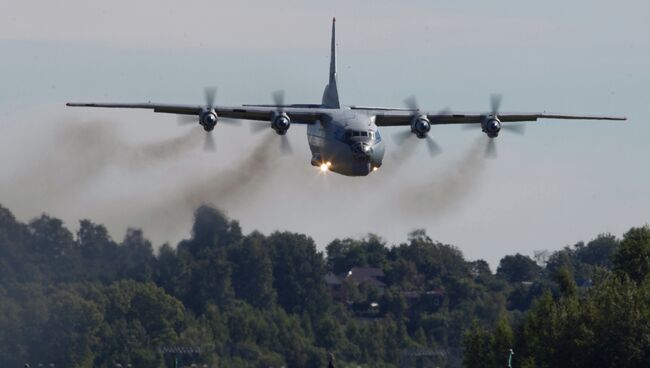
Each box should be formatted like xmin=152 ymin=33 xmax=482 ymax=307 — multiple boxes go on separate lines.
xmin=329 ymin=17 xmax=337 ymax=85
xmin=322 ymin=17 xmax=340 ymax=108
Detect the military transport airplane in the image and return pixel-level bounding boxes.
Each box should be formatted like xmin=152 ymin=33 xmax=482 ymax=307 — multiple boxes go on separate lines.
xmin=67 ymin=18 xmax=626 ymax=177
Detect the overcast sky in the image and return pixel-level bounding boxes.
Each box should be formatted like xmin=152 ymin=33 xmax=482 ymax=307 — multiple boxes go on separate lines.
xmin=1 ymin=0 xmax=648 ymax=268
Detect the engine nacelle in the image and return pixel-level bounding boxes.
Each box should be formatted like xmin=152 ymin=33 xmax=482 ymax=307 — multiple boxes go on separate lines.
xmin=199 ymin=109 xmax=218 ymax=131
xmin=271 ymin=113 xmax=291 ymax=135
xmin=483 ymin=117 xmax=501 ymax=138
xmin=410 ymin=115 xmax=431 ymax=139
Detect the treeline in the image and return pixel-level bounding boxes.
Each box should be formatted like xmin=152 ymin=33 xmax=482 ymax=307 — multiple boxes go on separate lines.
xmin=0 ymin=204 xmax=648 ymax=367
xmin=463 ymin=228 xmax=650 ymax=368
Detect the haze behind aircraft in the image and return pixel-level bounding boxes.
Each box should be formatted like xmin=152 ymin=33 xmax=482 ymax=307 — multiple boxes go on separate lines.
xmin=67 ymin=18 xmax=626 ymax=177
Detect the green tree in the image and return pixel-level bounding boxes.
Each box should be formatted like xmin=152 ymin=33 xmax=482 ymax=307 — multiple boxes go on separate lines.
xmin=119 ymin=228 xmax=156 ymax=282
xmin=556 ymin=266 xmax=577 ymax=297
xmin=497 ymin=254 xmax=541 ymax=283
xmin=462 ymin=321 xmax=489 ymax=368
xmin=76 ymin=219 xmax=119 ymax=282
xmin=576 ymin=233 xmax=618 ymax=268
xmin=43 ymin=290 xmax=103 ymax=367
xmin=184 ymin=205 xmax=241 ymax=256
xmin=0 ymin=206 xmax=29 ymax=283
xmin=326 ymin=235 xmax=388 ymax=275
xmin=488 ymin=317 xmax=513 ymax=367
xmin=230 ymin=232 xmax=275 ymax=307
xmin=614 ymin=226 xmax=650 ymax=283
xmin=266 ymin=232 xmax=330 ymax=317
xmin=315 ymin=315 xmax=343 ymax=350
xmin=28 ymin=214 xmax=77 ymax=281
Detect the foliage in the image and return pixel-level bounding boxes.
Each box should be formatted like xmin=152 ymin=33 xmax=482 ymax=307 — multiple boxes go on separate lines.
xmin=0 ymin=203 xmax=648 ymax=367
xmin=497 ymin=254 xmax=541 ymax=283
xmin=614 ymin=226 xmax=650 ymax=283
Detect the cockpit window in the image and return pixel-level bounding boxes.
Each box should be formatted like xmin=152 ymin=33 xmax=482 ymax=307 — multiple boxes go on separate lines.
xmin=344 ymin=130 xmax=376 ymax=140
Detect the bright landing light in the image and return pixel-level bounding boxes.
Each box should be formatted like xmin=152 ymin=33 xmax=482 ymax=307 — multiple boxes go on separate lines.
xmin=320 ymin=163 xmax=329 ymax=172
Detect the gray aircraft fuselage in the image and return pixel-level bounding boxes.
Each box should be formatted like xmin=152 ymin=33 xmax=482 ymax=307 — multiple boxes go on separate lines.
xmin=307 ymin=110 xmax=385 ymax=176
xmin=304 ymin=18 xmax=385 ymax=176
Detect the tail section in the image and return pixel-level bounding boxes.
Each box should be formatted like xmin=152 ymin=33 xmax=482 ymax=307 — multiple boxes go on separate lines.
xmin=322 ymin=17 xmax=340 ymax=108
xmin=329 ymin=17 xmax=337 ymax=85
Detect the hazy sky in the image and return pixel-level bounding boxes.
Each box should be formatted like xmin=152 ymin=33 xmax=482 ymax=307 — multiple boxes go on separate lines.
xmin=1 ymin=0 xmax=648 ymax=268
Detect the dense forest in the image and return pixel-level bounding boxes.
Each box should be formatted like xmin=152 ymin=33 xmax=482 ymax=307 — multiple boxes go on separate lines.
xmin=0 ymin=204 xmax=648 ymax=367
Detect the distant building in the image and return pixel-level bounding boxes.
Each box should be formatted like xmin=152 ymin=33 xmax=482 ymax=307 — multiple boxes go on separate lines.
xmin=401 ymin=289 xmax=445 ymax=310
xmin=325 ymin=273 xmax=345 ymax=301
xmin=325 ymin=267 xmax=387 ymax=302
xmin=345 ymin=267 xmax=386 ymax=291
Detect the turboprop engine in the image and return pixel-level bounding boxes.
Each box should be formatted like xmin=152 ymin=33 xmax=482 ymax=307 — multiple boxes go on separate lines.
xmin=271 ymin=112 xmax=291 ymax=135
xmin=411 ymin=115 xmax=431 ymax=138
xmin=482 ymin=117 xmax=501 ymax=138
xmin=199 ymin=109 xmax=218 ymax=131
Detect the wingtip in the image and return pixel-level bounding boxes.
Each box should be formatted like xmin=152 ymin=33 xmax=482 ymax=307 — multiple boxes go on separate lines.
xmin=333 ymin=17 xmax=336 ymax=23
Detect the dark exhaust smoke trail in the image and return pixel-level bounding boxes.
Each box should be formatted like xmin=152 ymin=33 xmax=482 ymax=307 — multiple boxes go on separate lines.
xmin=2 ymin=116 xmax=289 ymax=246
xmin=390 ymin=136 xmax=419 ymax=167
xmin=393 ymin=137 xmax=489 ymax=216
xmin=2 ymin=121 xmax=201 ymax=212
xmin=181 ymin=132 xmax=278 ymax=209
xmin=133 ymin=128 xmax=202 ymax=166
xmin=57 ymin=121 xmax=201 ymax=168
xmin=129 ymin=133 xmax=282 ymax=236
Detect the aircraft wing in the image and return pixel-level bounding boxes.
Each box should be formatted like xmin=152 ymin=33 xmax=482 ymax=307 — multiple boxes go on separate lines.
xmin=65 ymin=102 xmax=323 ymax=124
xmin=373 ymin=110 xmax=627 ymax=126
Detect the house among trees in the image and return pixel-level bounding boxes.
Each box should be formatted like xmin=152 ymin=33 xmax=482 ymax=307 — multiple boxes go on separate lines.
xmin=325 ymin=267 xmax=386 ymax=302
xmin=345 ymin=267 xmax=386 ymax=291
xmin=401 ymin=289 xmax=446 ymax=311
xmin=324 ymin=273 xmax=344 ymax=301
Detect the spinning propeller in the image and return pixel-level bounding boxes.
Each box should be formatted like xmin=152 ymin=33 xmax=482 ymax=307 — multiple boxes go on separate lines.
xmin=250 ymin=90 xmax=293 ymax=155
xmin=465 ymin=94 xmax=525 ymax=158
xmin=393 ymin=96 xmax=444 ymax=158
xmin=177 ymin=87 xmax=240 ymax=152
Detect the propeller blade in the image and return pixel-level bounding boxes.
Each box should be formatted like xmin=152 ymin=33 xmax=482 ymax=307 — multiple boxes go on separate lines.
xmin=177 ymin=115 xmax=197 ymax=126
xmin=490 ymin=94 xmax=502 ymax=116
xmin=391 ymin=138 xmax=417 ymax=162
xmin=250 ymin=122 xmax=269 ymax=134
xmin=272 ymin=90 xmax=285 ymax=108
xmin=425 ymin=136 xmax=442 ymax=156
xmin=501 ymin=123 xmax=526 ymax=135
xmin=404 ymin=95 xmax=419 ymax=111
xmin=280 ymin=135 xmax=293 ymax=155
xmin=436 ymin=107 xmax=451 ymax=117
xmin=393 ymin=130 xmax=413 ymax=145
xmin=485 ymin=138 xmax=497 ymax=158
xmin=203 ymin=132 xmax=216 ymax=152
xmin=205 ymin=87 xmax=216 ymax=109
xmin=462 ymin=123 xmax=482 ymax=130
xmin=220 ymin=117 xmax=242 ymax=126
